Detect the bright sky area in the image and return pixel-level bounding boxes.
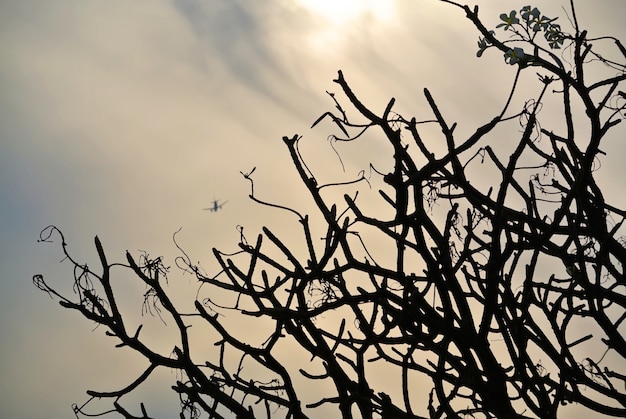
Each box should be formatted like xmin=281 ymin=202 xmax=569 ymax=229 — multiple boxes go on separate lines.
xmin=1 ymin=0 xmax=625 ymax=417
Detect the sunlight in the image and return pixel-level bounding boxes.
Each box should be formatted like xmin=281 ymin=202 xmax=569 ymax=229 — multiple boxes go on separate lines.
xmin=292 ymin=0 xmax=397 ymax=52
xmin=295 ymin=0 xmax=395 ymax=25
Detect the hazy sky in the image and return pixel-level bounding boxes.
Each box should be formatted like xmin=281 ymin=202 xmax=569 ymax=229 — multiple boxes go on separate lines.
xmin=1 ymin=0 xmax=625 ymax=417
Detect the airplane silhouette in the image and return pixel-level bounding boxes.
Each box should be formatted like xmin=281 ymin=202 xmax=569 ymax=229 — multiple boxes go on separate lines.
xmin=203 ymin=199 xmax=228 ymax=212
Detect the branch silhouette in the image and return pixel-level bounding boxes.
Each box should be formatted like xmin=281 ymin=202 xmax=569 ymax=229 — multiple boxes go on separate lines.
xmin=34 ymin=2 xmax=626 ymax=418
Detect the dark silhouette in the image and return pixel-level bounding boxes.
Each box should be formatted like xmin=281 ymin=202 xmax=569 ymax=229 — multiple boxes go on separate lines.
xmin=203 ymin=198 xmax=228 ymax=212
xmin=34 ymin=2 xmax=626 ymax=418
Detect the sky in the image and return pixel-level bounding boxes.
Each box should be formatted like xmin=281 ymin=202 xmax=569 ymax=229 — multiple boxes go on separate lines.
xmin=1 ymin=0 xmax=625 ymax=417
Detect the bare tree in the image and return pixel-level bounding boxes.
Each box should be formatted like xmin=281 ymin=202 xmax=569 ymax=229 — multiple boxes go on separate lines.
xmin=34 ymin=1 xmax=626 ymax=418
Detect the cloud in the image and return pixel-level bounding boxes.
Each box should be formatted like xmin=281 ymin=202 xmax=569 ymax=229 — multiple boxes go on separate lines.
xmin=1 ymin=0 xmax=625 ymax=417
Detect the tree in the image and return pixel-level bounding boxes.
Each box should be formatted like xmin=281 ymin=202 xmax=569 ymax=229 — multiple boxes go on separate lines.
xmin=34 ymin=1 xmax=626 ymax=418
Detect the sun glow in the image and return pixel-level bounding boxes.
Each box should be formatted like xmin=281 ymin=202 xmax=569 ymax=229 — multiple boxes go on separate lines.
xmin=295 ymin=0 xmax=395 ymax=25
xmin=292 ymin=0 xmax=396 ymax=52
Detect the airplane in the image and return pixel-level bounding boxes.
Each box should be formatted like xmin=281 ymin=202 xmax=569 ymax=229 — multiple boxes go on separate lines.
xmin=203 ymin=199 xmax=228 ymax=212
